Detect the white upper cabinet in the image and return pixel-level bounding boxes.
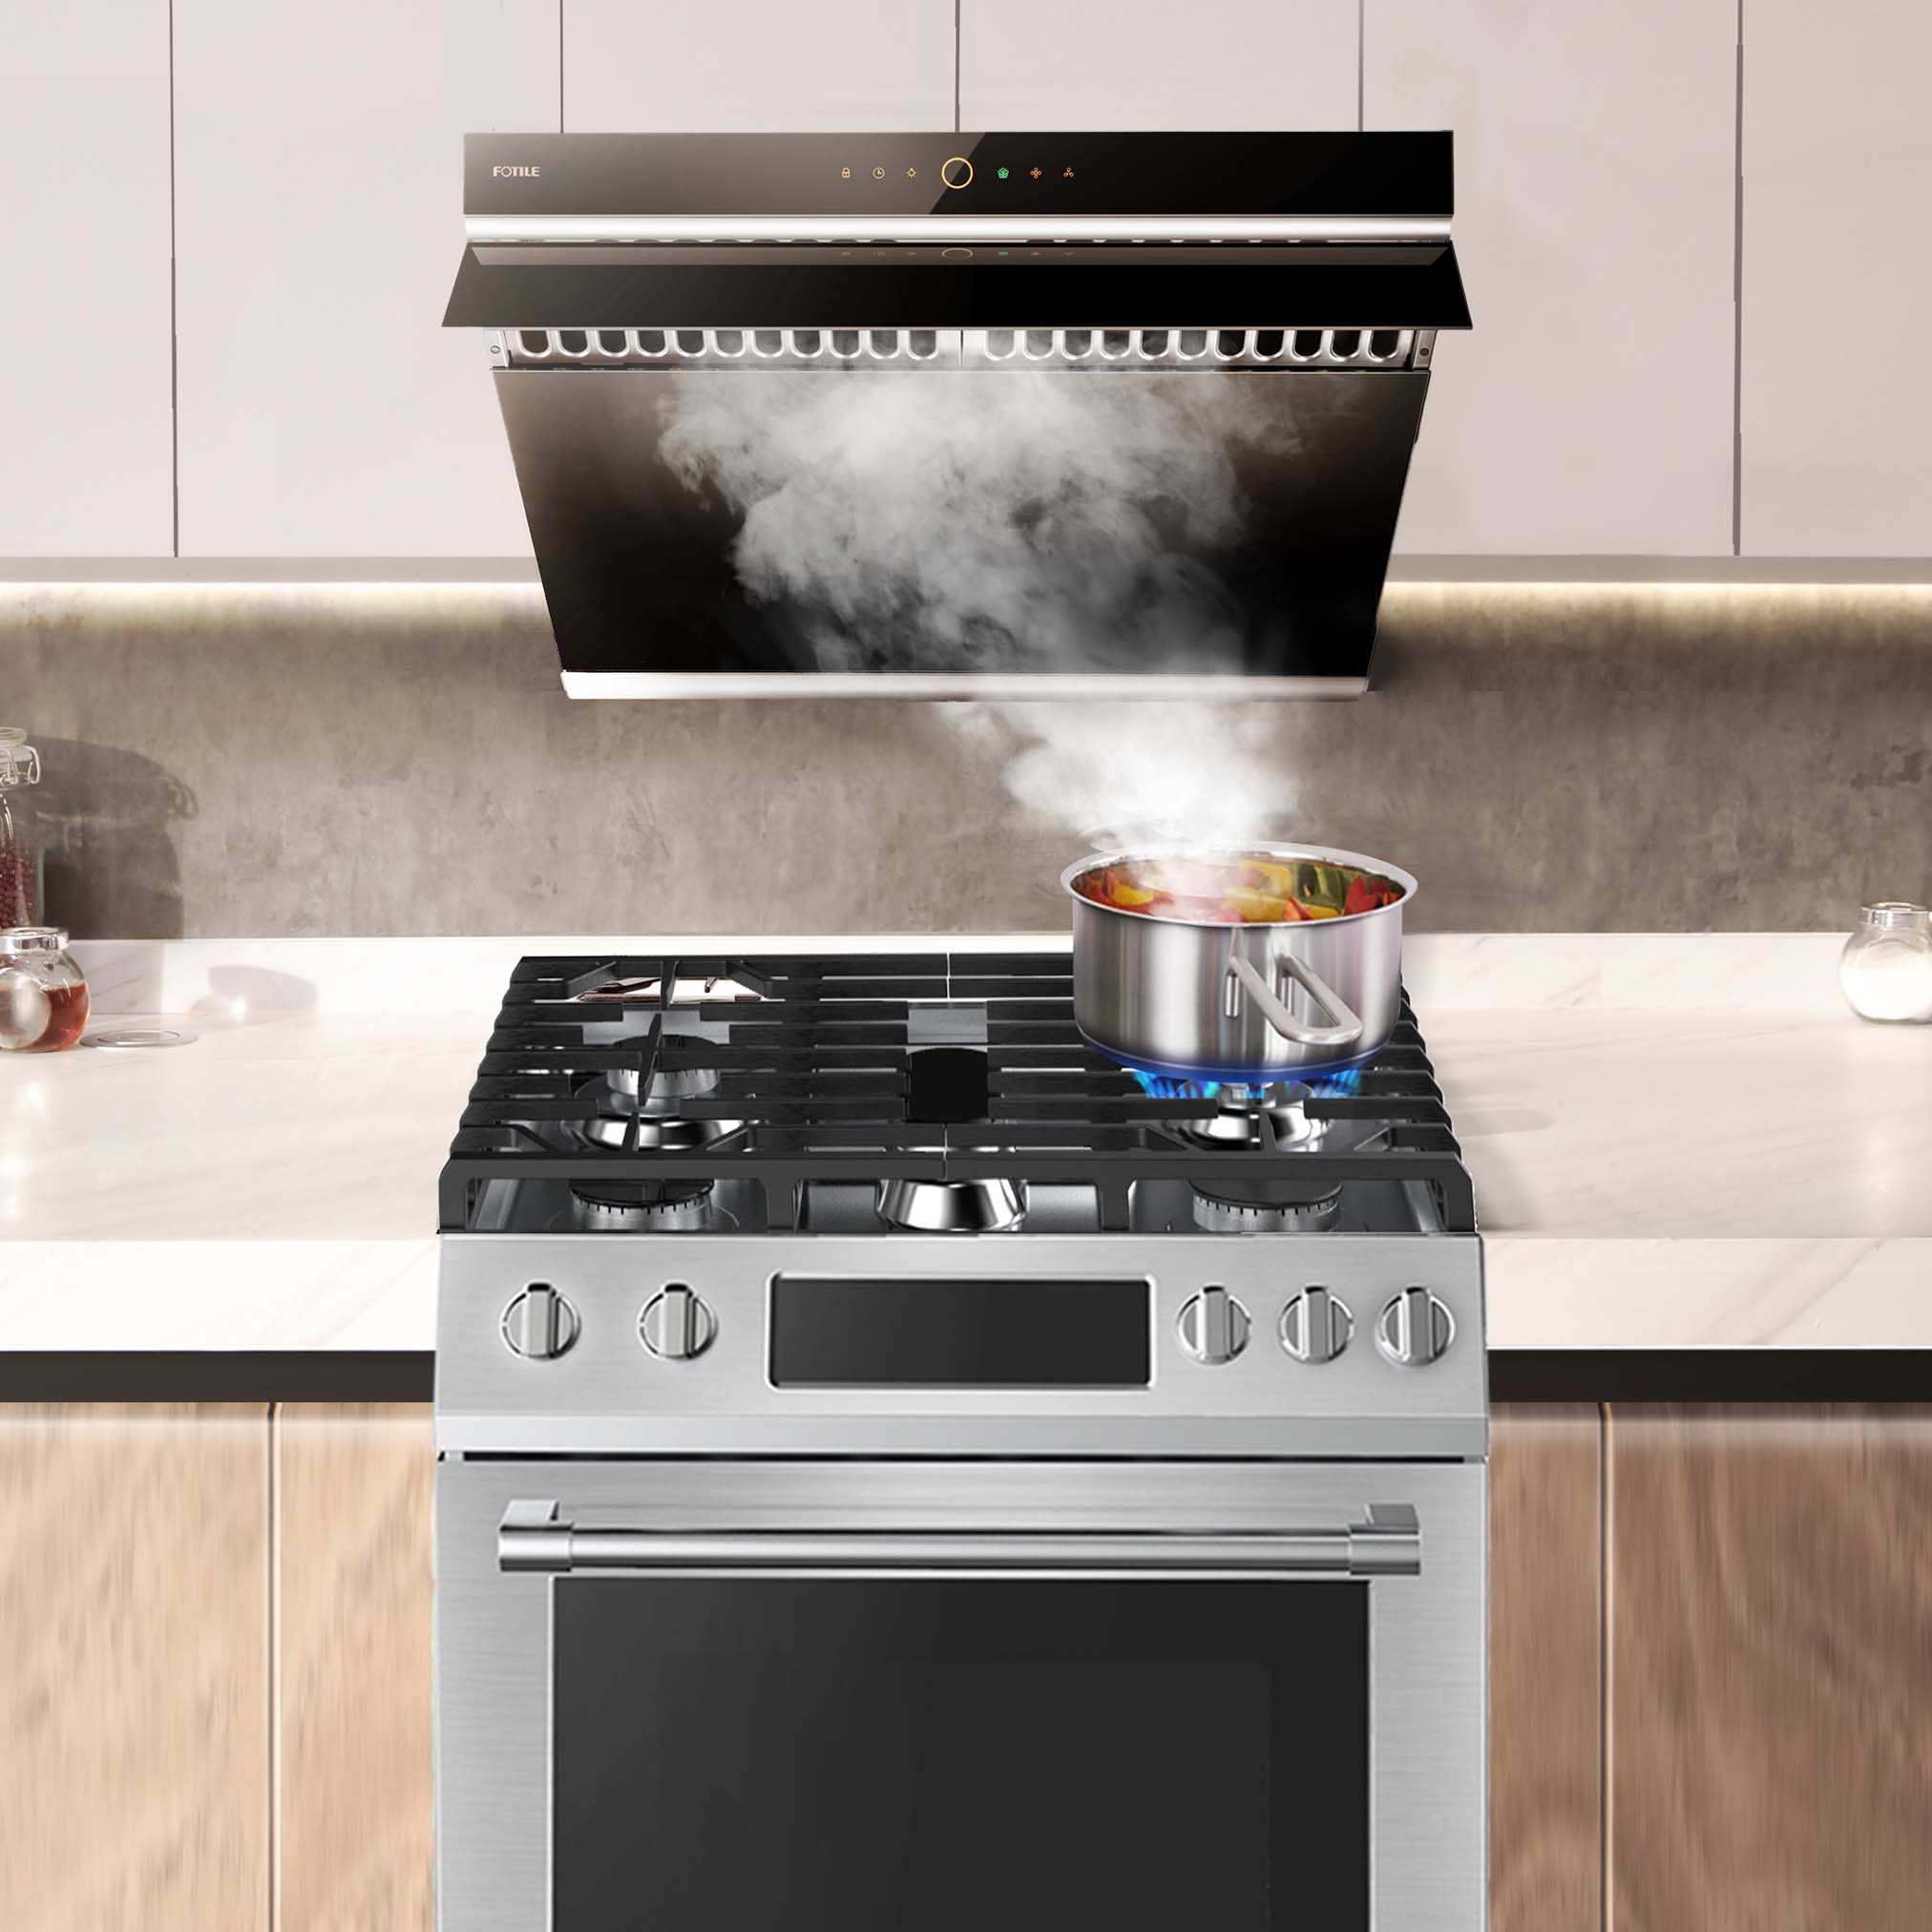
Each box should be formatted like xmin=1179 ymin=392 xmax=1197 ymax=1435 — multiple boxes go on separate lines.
xmin=1740 ymin=0 xmax=1932 ymax=556
xmin=1368 ymin=0 xmax=1737 ymax=556
xmin=3 ymin=3 xmax=174 ymax=557
xmin=960 ymin=0 xmax=1357 ymax=131
xmin=565 ymin=5 xmax=956 ymax=131
xmin=174 ymin=1 xmax=558 ymax=556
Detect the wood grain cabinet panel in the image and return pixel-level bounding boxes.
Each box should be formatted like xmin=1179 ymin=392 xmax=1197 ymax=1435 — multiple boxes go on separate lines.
xmin=274 ymin=1402 xmax=436 ymax=1932
xmin=0 ymin=1403 xmax=269 ymax=1932
xmin=1489 ymin=1403 xmax=1603 ymax=1932
xmin=1608 ymin=1405 xmax=1932 ymax=1931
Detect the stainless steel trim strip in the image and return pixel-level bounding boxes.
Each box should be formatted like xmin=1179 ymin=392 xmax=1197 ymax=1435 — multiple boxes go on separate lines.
xmin=496 ymin=1502 xmax=1422 ymax=1577
xmin=467 ymin=215 xmax=1452 ymax=243
xmin=558 ymin=671 xmax=1370 ymax=699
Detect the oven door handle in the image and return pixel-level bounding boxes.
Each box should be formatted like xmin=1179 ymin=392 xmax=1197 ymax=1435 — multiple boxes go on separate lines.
xmin=497 ymin=1501 xmax=1420 ymax=1578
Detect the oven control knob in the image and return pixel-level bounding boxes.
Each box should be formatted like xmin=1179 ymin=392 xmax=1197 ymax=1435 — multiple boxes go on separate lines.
xmin=640 ymin=1285 xmax=717 ymax=1361
xmin=1376 ymin=1288 xmax=1454 ymax=1368
xmin=1280 ymin=1288 xmax=1353 ymax=1365
xmin=1177 ymin=1286 xmax=1250 ymax=1365
xmin=501 ymin=1284 xmax=579 ymax=1361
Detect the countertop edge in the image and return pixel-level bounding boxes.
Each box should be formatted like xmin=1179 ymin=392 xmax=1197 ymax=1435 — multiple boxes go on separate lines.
xmin=2 ymin=1349 xmax=1929 ymax=1405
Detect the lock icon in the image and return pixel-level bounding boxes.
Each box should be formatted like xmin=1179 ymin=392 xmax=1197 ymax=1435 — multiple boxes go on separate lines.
xmin=840 ymin=165 xmax=851 ymax=178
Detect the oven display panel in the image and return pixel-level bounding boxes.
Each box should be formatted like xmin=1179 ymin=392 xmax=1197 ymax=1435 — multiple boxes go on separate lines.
xmin=768 ymin=1275 xmax=1151 ymax=1388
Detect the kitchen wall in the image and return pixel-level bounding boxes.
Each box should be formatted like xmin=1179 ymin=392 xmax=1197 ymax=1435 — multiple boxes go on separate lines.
xmin=7 ymin=581 xmax=1927 ymax=937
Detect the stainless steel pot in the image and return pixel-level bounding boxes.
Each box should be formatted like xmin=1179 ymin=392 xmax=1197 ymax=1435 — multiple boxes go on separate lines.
xmin=1062 ymin=843 xmax=1416 ymax=1081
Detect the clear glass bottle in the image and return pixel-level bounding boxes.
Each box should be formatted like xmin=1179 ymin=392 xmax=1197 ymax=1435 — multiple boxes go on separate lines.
xmin=1838 ymin=902 xmax=1932 ymax=1023
xmin=0 ymin=927 xmax=90 ymax=1052
xmin=0 ymin=727 xmax=43 ymax=928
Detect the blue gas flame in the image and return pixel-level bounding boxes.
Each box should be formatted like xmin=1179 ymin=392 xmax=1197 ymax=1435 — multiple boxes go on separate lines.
xmin=1125 ymin=1069 xmax=1221 ymax=1102
xmin=1309 ymin=1065 xmax=1364 ymax=1100
xmin=1125 ymin=1065 xmax=1364 ymax=1101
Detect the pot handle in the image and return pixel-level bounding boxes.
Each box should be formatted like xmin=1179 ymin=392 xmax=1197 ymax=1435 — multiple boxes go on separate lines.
xmin=1226 ymin=951 xmax=1365 ymax=1050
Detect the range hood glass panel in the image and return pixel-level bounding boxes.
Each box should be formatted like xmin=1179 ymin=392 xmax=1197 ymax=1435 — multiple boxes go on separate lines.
xmin=494 ymin=367 xmax=1427 ymax=684
xmin=444 ymin=242 xmax=1470 ymax=332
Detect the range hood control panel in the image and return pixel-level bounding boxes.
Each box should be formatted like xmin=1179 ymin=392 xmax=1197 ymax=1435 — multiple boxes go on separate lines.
xmin=462 ymin=130 xmax=1456 ymax=223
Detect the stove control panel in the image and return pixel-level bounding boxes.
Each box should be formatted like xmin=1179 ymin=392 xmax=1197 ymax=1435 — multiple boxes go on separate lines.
xmin=441 ymin=1234 xmax=1486 ymax=1458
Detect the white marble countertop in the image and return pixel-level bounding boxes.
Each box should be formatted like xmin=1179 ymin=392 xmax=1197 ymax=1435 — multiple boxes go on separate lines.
xmin=3 ymin=932 xmax=1927 ymax=1352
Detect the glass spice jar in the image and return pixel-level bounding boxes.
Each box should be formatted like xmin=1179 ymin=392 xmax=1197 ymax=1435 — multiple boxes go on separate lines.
xmin=1838 ymin=902 xmax=1932 ymax=1024
xmin=0 ymin=927 xmax=90 ymax=1052
xmin=0 ymin=727 xmax=43 ymax=928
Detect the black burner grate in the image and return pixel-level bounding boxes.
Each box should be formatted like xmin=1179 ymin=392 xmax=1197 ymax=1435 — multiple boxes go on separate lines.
xmin=439 ymin=951 xmax=1473 ymax=1231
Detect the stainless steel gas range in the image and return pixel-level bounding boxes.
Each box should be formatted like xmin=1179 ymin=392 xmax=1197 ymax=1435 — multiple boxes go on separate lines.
xmin=434 ymin=949 xmax=1486 ymax=1932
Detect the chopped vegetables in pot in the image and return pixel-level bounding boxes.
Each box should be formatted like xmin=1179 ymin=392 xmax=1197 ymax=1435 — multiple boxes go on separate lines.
xmin=1074 ymin=853 xmax=1404 ymax=925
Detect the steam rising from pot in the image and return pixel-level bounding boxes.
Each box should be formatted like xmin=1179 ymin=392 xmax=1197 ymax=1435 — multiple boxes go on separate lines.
xmin=934 ymin=700 xmax=1296 ymax=851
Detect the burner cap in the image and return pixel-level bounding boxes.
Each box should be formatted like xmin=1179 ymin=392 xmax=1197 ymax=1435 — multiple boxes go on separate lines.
xmin=877 ymin=1175 xmax=1028 ymax=1232
xmin=570 ymin=1176 xmax=716 ymax=1230
xmin=1190 ymin=1178 xmax=1342 ymax=1234
xmin=605 ymin=1039 xmax=722 ymax=1107
xmin=1177 ymin=1081 xmax=1323 ymax=1150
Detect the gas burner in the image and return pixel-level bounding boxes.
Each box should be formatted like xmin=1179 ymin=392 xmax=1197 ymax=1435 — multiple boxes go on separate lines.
xmin=569 ymin=1035 xmax=746 ymax=1152
xmin=877 ymin=1175 xmax=1028 ymax=1233
xmin=569 ymin=1176 xmax=718 ymax=1231
xmin=1189 ymin=1177 xmax=1343 ymax=1234
xmin=1177 ymin=1081 xmax=1325 ymax=1150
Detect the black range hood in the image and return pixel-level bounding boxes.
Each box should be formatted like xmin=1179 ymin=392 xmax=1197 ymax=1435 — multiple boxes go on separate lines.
xmin=444 ymin=132 xmax=1470 ymax=699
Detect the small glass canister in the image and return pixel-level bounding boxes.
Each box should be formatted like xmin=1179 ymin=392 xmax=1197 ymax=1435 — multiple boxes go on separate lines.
xmin=1838 ymin=902 xmax=1932 ymax=1023
xmin=0 ymin=927 xmax=90 ymax=1052
xmin=0 ymin=727 xmax=42 ymax=928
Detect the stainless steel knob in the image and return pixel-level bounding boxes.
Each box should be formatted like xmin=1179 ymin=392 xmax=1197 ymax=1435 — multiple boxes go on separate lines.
xmin=640 ymin=1285 xmax=717 ymax=1361
xmin=1376 ymin=1287 xmax=1454 ymax=1368
xmin=501 ymin=1284 xmax=579 ymax=1361
xmin=1280 ymin=1287 xmax=1353 ymax=1365
xmin=1177 ymin=1286 xmax=1250 ymax=1365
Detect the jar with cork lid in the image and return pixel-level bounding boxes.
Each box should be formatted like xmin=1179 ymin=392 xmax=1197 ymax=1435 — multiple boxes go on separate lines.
xmin=0 ymin=727 xmax=43 ymax=927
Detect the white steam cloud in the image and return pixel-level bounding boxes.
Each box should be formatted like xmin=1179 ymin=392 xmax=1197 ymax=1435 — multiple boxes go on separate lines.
xmin=656 ymin=368 xmax=1301 ymax=675
xmin=657 ymin=366 xmax=1309 ymax=851
xmin=939 ymin=699 xmax=1300 ymax=854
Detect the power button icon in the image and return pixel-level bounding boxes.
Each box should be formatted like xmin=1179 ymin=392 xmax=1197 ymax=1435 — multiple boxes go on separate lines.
xmin=940 ymin=156 xmax=974 ymax=190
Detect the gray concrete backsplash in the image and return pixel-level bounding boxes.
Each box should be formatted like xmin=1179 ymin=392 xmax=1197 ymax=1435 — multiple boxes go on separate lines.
xmin=5 ymin=581 xmax=1928 ymax=938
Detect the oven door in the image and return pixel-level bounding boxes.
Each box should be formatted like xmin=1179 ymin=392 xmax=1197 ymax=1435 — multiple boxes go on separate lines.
xmin=437 ymin=1459 xmax=1484 ymax=1932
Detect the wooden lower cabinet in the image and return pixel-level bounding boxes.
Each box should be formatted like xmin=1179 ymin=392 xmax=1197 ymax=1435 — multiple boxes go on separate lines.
xmin=274 ymin=1401 xmax=436 ymax=1932
xmin=1490 ymin=1402 xmax=1604 ymax=1932
xmin=1607 ymin=1404 xmax=1932 ymax=1932
xmin=9 ymin=1396 xmax=1931 ymax=1932
xmin=0 ymin=1403 xmax=270 ymax=1932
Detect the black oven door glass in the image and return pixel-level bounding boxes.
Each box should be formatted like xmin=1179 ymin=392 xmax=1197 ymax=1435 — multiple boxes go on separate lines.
xmin=553 ymin=1575 xmax=1368 ymax=1930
